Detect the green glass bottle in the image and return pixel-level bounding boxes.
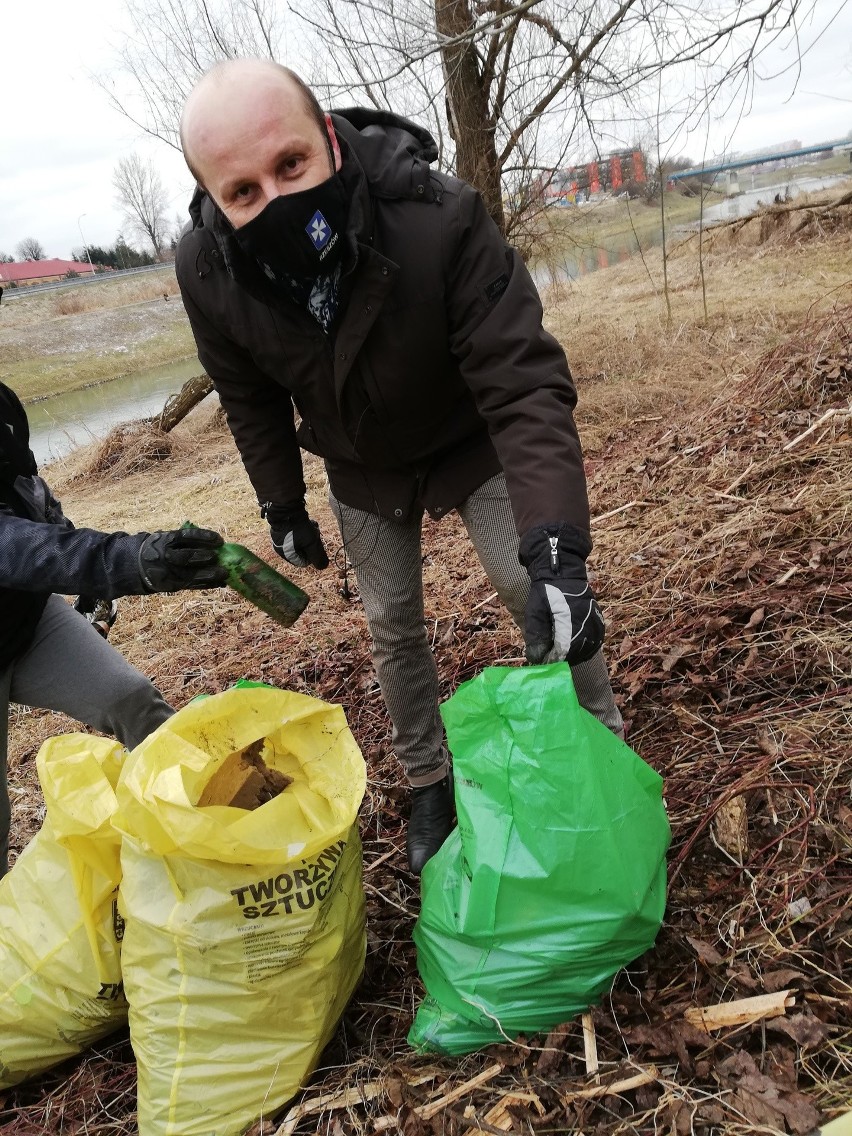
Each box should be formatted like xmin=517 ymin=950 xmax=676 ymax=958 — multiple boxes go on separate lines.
xmin=217 ymin=541 xmax=310 ymax=628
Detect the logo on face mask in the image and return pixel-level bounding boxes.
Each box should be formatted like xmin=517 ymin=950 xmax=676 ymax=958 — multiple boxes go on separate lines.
xmin=306 ymin=210 xmax=332 ymax=250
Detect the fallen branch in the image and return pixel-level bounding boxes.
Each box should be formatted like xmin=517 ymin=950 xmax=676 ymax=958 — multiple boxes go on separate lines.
xmin=147 ymin=373 xmax=214 ymax=432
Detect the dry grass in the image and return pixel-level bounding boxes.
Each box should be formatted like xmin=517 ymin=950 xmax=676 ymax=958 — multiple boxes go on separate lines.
xmin=1 ymin=208 xmax=850 ymax=1135
xmin=545 ymin=182 xmax=852 ymax=449
xmin=1 ymin=269 xmax=180 ymax=330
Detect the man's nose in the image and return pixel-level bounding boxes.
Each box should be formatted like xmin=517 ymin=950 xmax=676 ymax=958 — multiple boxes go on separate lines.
xmin=258 ymin=176 xmax=282 ymax=206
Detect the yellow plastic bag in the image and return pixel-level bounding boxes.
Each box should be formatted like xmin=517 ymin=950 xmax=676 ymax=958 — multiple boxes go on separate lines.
xmin=0 ymin=735 xmax=127 ymax=1089
xmin=114 ymin=684 xmax=367 ymax=1136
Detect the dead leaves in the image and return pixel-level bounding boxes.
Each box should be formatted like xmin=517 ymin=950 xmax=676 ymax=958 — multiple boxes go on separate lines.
xmin=715 ymin=1050 xmax=821 ymax=1135
xmin=685 ymin=935 xmax=726 ymax=967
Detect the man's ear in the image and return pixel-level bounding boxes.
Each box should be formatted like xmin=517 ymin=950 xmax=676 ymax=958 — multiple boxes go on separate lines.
xmin=325 ymin=114 xmax=342 ymax=172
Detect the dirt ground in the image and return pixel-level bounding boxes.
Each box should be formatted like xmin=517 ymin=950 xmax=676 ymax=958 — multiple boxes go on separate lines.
xmin=1 ymin=194 xmax=850 ymax=1134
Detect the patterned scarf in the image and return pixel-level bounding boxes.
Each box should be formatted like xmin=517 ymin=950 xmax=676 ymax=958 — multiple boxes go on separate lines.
xmin=277 ymin=265 xmax=342 ymax=334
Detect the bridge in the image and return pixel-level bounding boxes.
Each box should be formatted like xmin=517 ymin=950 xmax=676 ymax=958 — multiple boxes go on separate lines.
xmin=668 ymin=139 xmax=851 ymax=183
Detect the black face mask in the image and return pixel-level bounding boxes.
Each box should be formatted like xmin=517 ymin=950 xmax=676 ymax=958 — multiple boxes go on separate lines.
xmin=232 ymin=172 xmax=349 ymax=281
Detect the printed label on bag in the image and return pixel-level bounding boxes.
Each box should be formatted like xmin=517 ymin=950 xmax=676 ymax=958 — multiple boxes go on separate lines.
xmin=229 ymin=838 xmax=347 ymax=920
xmin=227 ymin=837 xmax=352 ymax=983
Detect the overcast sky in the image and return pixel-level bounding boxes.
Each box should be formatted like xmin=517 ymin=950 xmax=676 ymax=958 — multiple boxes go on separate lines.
xmin=1 ymin=0 xmax=850 ymax=261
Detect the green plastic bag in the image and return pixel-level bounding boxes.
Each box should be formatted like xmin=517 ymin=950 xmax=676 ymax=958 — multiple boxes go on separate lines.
xmin=408 ymin=664 xmax=670 ymax=1055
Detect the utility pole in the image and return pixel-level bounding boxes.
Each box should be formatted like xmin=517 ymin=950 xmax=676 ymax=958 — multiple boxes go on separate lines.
xmin=77 ymin=214 xmax=96 ymax=274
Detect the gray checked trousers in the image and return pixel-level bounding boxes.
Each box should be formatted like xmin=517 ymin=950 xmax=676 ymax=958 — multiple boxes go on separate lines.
xmin=330 ymin=473 xmax=624 ymax=786
xmin=0 ymin=594 xmax=174 ymax=877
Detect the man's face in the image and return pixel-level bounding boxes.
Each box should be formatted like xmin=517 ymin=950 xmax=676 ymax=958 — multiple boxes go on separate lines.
xmin=190 ymin=81 xmax=339 ymax=228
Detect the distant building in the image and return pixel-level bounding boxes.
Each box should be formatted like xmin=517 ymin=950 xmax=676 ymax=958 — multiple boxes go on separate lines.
xmin=537 ymin=150 xmax=647 ymax=205
xmin=0 ymin=259 xmax=99 ymax=287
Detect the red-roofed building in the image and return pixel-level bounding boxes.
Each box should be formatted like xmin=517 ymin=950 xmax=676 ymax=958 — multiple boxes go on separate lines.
xmin=0 ymin=259 xmax=99 ymax=287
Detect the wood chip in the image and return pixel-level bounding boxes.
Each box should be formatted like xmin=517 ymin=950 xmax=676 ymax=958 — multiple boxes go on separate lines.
xmin=712 ymin=794 xmax=749 ymax=859
xmin=482 ymin=1090 xmax=545 ymax=1130
xmin=562 ymin=1066 xmax=660 ymax=1103
xmin=684 ymin=990 xmax=795 ymax=1032
xmin=582 ymin=1012 xmax=599 ymax=1077
xmin=417 ymin=1063 xmax=504 ymax=1121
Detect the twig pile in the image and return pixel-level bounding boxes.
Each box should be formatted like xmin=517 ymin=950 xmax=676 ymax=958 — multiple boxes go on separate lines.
xmin=2 ymin=306 xmax=849 ymax=1134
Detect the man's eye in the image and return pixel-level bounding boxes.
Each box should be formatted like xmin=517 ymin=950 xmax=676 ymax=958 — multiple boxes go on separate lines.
xmin=235 ymin=185 xmax=253 ymax=199
xmin=283 ymin=157 xmax=302 ymax=173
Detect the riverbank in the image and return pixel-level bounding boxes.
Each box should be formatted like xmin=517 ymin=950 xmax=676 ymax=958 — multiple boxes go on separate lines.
xmin=534 ymin=155 xmax=850 ymax=277
xmin=0 ymin=269 xmax=193 ymax=401
xmin=543 ymin=185 xmax=719 ymax=251
xmin=4 ymin=173 xmax=848 ymax=407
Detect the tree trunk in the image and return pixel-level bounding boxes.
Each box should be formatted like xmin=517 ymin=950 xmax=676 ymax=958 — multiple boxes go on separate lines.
xmin=435 ymin=0 xmax=505 ymax=235
xmin=149 ymin=374 xmax=214 ymax=432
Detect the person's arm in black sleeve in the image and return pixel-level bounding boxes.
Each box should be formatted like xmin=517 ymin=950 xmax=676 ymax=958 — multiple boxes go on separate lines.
xmin=0 ymin=508 xmax=226 ymax=597
xmin=444 ymin=184 xmax=602 ymax=666
xmin=445 ymin=182 xmax=590 ymax=537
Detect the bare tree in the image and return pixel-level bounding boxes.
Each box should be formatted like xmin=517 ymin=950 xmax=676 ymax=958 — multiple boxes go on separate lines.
xmin=102 ymin=0 xmax=838 ymax=249
xmin=0 ymin=252 xmax=14 ymax=263
xmin=113 ymin=153 xmax=169 ymax=256
xmin=16 ymin=237 xmax=46 ymax=261
xmin=97 ymin=0 xmax=284 ymax=151
xmin=300 ymin=0 xmax=834 ymax=241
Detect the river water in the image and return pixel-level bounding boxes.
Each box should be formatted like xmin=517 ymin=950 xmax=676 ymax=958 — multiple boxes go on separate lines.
xmin=28 ymin=358 xmax=207 ymax=467
xmin=533 ymin=171 xmax=849 ymax=284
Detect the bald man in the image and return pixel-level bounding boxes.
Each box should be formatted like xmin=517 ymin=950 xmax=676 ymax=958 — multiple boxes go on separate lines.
xmin=176 ymin=59 xmax=624 ymax=874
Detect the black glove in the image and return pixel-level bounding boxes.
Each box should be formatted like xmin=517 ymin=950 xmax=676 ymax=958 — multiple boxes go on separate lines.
xmin=518 ymin=523 xmax=605 ymax=666
xmin=262 ymin=502 xmax=329 ymax=569
xmin=138 ymin=526 xmax=227 ymax=593
xmin=73 ymin=595 xmax=118 ymax=638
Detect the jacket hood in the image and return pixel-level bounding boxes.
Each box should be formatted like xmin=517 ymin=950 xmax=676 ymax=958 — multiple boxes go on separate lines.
xmin=329 ymin=107 xmax=438 ymax=199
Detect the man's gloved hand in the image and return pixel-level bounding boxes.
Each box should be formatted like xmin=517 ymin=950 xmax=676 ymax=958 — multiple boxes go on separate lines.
xmin=518 ymin=523 xmax=605 ymax=666
xmin=138 ymin=526 xmax=227 ymax=593
xmin=73 ymin=595 xmax=118 ymax=638
xmin=262 ymin=501 xmax=329 ymax=569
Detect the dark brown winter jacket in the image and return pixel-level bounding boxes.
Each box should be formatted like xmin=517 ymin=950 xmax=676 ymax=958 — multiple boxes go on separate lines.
xmin=175 ymin=108 xmax=590 ymax=537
